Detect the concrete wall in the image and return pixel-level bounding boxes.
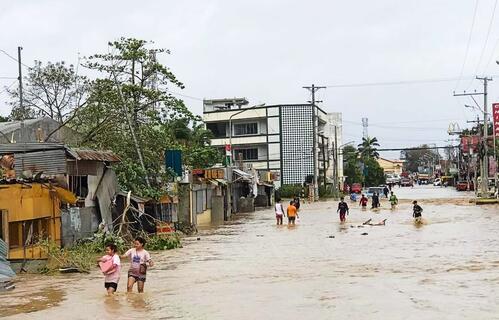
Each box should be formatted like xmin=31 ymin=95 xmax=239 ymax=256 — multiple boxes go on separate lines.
xmin=196 ymin=209 xmax=211 ymax=226
xmin=177 ymin=184 xmax=192 ymax=226
xmin=211 ymin=195 xmax=224 ymax=223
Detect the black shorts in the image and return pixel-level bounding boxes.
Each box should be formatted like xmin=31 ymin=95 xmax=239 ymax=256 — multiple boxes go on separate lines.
xmin=105 ymin=282 xmax=118 ymax=291
xmin=128 ymin=272 xmax=147 ymax=282
xmin=288 ymin=216 xmax=296 ymax=222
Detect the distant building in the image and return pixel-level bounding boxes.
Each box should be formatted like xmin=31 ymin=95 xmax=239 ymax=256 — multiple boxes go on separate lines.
xmin=203 ymin=98 xmax=343 ymax=193
xmin=377 ymin=158 xmax=405 ymax=175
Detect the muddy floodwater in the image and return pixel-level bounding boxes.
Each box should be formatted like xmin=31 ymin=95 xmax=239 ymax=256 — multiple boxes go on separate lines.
xmin=1 ymin=186 xmax=499 ymax=319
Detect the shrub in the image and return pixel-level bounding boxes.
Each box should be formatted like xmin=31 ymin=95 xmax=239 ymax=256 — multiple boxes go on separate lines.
xmin=277 ymin=184 xmax=302 ymax=199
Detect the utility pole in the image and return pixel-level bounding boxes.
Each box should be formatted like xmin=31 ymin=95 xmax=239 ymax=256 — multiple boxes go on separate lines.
xmin=303 ymin=84 xmax=326 ymax=201
xmin=362 ymin=117 xmax=369 ymax=139
xmin=17 ymin=46 xmax=24 ymax=142
xmin=453 ymin=76 xmax=492 ymax=197
xmin=477 ymin=76 xmax=492 ymax=197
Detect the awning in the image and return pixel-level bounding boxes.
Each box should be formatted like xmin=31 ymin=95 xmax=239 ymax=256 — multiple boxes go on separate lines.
xmin=208 ymin=179 xmax=228 ymax=186
xmin=233 ymin=169 xmax=252 ymax=182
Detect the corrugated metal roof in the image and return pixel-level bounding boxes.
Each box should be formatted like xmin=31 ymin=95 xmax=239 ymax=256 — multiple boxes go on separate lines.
xmin=0 ymin=143 xmax=65 ymax=154
xmin=71 ymin=149 xmax=120 ymax=162
xmin=14 ymin=149 xmax=67 ymax=175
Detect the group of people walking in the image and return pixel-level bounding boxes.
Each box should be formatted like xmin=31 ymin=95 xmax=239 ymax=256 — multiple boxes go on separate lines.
xmin=274 ymin=197 xmax=301 ymax=225
xmin=358 ymin=191 xmax=399 ymax=210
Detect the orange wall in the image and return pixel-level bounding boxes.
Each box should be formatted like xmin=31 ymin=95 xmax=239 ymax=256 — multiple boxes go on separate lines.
xmin=0 ymin=184 xmax=62 ymax=260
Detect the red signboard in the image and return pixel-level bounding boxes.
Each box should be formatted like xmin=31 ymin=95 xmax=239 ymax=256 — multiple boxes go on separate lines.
xmin=493 ymin=103 xmax=499 ymax=138
xmin=461 ymin=135 xmax=480 ymax=154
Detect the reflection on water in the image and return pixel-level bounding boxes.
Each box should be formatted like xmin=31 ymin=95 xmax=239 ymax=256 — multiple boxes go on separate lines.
xmin=1 ymin=186 xmax=499 ymax=319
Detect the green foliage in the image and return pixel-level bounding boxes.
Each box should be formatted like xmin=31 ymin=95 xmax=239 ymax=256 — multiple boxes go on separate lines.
xmin=8 ymin=60 xmax=89 ymax=122
xmin=343 ymin=145 xmax=363 ymax=185
xmin=363 ymin=157 xmax=386 ymax=187
xmin=358 ymin=136 xmax=380 ymax=159
xmin=39 ymin=231 xmax=182 ymax=273
xmin=401 ymin=144 xmax=440 ymax=173
xmin=278 ymin=184 xmax=302 ymax=198
xmin=67 ymin=38 xmax=220 ymax=198
xmin=39 ymin=239 xmax=96 ymax=273
xmin=319 ymin=185 xmax=336 ymax=198
xmin=144 ymin=232 xmax=182 ymax=251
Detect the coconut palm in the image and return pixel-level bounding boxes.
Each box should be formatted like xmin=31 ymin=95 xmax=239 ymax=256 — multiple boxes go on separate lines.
xmin=357 ymin=137 xmax=380 ymax=159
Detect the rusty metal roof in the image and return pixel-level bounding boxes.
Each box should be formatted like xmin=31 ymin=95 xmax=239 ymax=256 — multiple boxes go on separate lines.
xmin=71 ymin=149 xmax=121 ymax=162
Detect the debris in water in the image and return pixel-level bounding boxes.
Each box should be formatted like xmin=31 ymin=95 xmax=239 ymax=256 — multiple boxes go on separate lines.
xmin=328 ymin=235 xmax=335 ymax=238
xmin=197 ymin=237 xmax=201 ymax=241
xmin=361 ymin=232 xmax=368 ymax=236
xmin=256 ymin=235 xmax=264 ymax=237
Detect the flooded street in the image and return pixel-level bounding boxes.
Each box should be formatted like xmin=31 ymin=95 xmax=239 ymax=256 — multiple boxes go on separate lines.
xmin=2 ymin=186 xmax=499 ymax=320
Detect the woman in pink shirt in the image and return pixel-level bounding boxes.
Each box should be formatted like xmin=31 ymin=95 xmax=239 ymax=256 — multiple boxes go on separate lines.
xmin=122 ymin=236 xmax=153 ymax=293
xmin=97 ymin=243 xmax=121 ymax=295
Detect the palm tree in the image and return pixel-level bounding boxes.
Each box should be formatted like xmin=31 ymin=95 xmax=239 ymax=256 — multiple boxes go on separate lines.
xmin=358 ymin=136 xmax=380 ymax=159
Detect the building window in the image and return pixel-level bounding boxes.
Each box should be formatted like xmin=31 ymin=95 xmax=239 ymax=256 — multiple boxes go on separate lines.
xmin=69 ymin=176 xmax=89 ymax=198
xmin=158 ymin=203 xmax=176 ymax=222
xmin=234 ymin=123 xmax=258 ymax=136
xmin=206 ymin=122 xmax=227 ymax=138
xmin=235 ymin=148 xmax=258 ymax=160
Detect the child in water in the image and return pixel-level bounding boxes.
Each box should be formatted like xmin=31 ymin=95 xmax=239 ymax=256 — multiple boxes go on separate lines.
xmin=97 ymin=243 xmax=121 ymax=295
xmin=412 ymin=200 xmax=423 ymax=223
xmin=275 ymin=199 xmax=286 ymax=225
xmin=389 ymin=192 xmax=398 ymax=210
xmin=122 ymin=237 xmax=153 ymax=293
xmin=287 ymin=200 xmax=298 ymax=225
xmin=359 ymin=194 xmax=368 ymax=210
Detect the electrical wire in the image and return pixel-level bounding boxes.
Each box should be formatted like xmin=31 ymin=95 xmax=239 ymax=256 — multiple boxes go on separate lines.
xmin=0 ymin=80 xmax=17 ymax=96
xmin=324 ymin=76 xmax=478 ymax=88
xmin=474 ymin=0 xmax=499 ymax=77
xmin=455 ymin=0 xmax=479 ymax=90
xmin=0 ymin=49 xmax=30 ymax=68
xmin=169 ymin=90 xmax=204 ymax=101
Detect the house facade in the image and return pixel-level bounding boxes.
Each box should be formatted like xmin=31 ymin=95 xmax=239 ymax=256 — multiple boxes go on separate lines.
xmin=377 ymin=158 xmax=405 ymax=175
xmin=203 ymin=98 xmax=343 ymax=195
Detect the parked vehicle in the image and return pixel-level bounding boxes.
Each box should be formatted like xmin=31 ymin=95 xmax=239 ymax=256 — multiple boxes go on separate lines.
xmin=351 ymin=183 xmax=362 ymax=193
xmin=400 ymin=178 xmax=413 ymax=187
xmin=366 ymin=187 xmax=384 ymax=198
xmin=456 ymin=181 xmax=469 ymax=191
xmin=433 ymin=178 xmax=441 ymax=186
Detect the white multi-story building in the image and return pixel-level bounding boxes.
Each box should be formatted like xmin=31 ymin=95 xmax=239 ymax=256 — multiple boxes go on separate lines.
xmin=203 ymin=98 xmax=343 ymax=191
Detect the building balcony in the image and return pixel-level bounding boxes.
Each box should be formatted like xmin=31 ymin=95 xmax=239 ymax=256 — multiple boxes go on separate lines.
xmin=211 ymin=135 xmax=268 ymax=146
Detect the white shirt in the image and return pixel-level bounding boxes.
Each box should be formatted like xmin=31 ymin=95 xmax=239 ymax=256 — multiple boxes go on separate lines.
xmin=275 ymin=203 xmax=285 ymax=215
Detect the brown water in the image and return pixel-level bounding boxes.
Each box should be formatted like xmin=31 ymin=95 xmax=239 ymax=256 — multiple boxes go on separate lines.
xmin=1 ymin=186 xmax=499 ymax=320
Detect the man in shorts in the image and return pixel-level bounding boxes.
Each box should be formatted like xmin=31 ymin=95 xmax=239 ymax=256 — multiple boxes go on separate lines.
xmin=287 ymin=201 xmax=298 ymax=225
xmin=337 ymin=197 xmax=349 ymax=223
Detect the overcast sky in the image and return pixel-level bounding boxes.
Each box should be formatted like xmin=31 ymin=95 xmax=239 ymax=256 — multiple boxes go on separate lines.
xmin=1 ymin=0 xmax=499 ymax=158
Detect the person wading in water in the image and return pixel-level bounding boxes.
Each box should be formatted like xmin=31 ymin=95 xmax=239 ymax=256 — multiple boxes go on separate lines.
xmin=337 ymin=197 xmax=349 ymax=223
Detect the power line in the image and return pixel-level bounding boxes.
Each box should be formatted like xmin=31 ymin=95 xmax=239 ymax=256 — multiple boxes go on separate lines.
xmin=324 ymin=76 xmax=482 ymax=88
xmin=0 ymin=49 xmax=30 ymax=68
xmin=0 ymin=76 xmax=16 ymax=80
xmin=0 ymin=80 xmax=17 ymax=96
xmin=474 ymin=0 xmax=499 ymax=77
xmin=455 ymin=0 xmax=479 ymax=90
xmin=169 ymin=90 xmax=204 ymax=101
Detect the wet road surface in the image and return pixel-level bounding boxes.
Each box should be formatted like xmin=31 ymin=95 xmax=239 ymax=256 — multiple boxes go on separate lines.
xmin=1 ymin=186 xmax=499 ymax=319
